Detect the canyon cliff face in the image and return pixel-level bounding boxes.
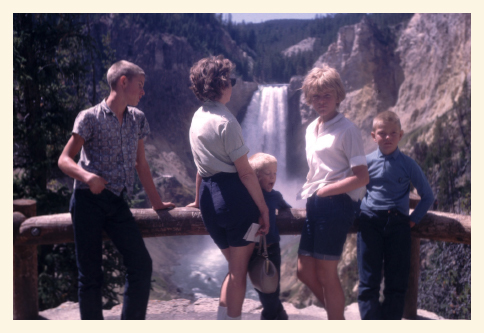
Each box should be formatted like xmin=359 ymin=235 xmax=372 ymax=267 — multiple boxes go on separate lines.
xmin=393 ymin=14 xmax=471 ymax=136
xmin=296 ymin=13 xmax=470 ymax=154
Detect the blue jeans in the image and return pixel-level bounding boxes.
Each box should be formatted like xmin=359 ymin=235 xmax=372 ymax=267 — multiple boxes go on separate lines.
xmin=249 ymin=242 xmax=287 ymax=320
xmin=357 ymin=209 xmax=411 ymax=320
xmin=70 ymin=189 xmax=152 ymax=320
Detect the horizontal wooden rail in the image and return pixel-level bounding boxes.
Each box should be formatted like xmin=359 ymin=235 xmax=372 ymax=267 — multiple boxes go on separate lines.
xmin=14 ymin=208 xmax=471 ymax=246
xmin=13 ymin=202 xmax=470 ymax=320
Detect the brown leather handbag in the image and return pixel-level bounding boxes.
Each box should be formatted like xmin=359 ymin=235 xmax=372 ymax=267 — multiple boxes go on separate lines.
xmin=248 ymin=235 xmax=279 ymax=293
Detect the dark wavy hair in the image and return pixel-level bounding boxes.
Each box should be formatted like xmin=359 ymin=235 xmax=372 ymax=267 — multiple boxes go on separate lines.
xmin=189 ymin=55 xmax=235 ymax=102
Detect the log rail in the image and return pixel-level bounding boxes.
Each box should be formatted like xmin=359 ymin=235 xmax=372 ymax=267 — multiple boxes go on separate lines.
xmin=13 ymin=199 xmax=471 ymax=320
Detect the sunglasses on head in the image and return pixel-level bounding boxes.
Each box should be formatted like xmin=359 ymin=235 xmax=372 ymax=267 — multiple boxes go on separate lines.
xmin=231 ymin=78 xmax=236 ymax=87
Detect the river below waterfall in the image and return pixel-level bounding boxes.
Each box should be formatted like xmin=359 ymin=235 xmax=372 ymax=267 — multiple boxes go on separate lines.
xmin=168 ymin=235 xmax=258 ymax=300
xmin=162 ymin=235 xmax=298 ymax=301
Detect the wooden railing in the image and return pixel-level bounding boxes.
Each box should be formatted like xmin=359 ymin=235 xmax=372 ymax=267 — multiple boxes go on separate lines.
xmin=13 ymin=199 xmax=471 ymax=320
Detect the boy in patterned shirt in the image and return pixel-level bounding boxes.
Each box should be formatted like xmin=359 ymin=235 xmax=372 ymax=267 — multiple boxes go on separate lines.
xmin=58 ymin=60 xmax=175 ymax=320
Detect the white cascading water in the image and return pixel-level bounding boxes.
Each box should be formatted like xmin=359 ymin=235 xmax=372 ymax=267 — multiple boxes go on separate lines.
xmin=242 ymin=85 xmax=289 ymax=180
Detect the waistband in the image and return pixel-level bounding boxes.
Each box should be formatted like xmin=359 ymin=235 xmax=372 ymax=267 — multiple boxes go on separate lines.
xmin=202 ymin=172 xmax=238 ymax=182
xmin=308 ymin=193 xmax=351 ymax=201
xmin=362 ymin=208 xmax=407 ymax=217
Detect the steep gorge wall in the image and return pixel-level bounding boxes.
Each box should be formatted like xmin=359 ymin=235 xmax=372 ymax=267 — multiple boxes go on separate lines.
xmin=305 ymin=14 xmax=470 ymax=153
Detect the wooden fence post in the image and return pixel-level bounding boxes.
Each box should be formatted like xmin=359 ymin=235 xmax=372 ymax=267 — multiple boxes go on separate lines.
xmin=402 ymin=192 xmax=422 ymax=319
xmin=13 ymin=199 xmax=38 ymax=320
xmin=403 ymin=237 xmax=421 ymax=319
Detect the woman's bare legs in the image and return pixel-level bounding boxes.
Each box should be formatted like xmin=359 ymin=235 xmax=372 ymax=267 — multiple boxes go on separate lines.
xmin=297 ymin=256 xmax=326 ymax=307
xmin=219 ymin=243 xmax=255 ymax=318
xmin=297 ymin=255 xmax=345 ymax=320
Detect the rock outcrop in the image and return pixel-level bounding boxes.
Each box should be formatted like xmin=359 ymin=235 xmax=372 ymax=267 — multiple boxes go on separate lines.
xmin=392 ymin=13 xmax=471 ymax=137
xmin=298 ymin=14 xmax=471 ymax=154
xmin=309 ymin=16 xmax=405 ymax=152
xmin=282 ymin=37 xmax=322 ymax=57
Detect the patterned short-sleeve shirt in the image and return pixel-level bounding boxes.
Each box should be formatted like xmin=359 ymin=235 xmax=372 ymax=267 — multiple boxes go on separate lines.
xmin=72 ymin=100 xmax=150 ymax=197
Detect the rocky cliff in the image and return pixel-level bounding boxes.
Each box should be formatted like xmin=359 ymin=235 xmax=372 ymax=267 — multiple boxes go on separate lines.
xmin=297 ymin=14 xmax=470 ymax=155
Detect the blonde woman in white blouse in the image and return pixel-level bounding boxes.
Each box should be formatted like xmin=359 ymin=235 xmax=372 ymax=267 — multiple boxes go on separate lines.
xmin=296 ymin=66 xmax=369 ymax=320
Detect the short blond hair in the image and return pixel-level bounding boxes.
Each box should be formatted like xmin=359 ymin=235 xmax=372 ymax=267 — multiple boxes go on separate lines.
xmin=302 ymin=65 xmax=346 ymax=106
xmin=372 ymin=111 xmax=402 ymax=131
xmin=248 ymin=153 xmax=277 ymax=175
xmin=107 ymin=60 xmax=145 ymax=89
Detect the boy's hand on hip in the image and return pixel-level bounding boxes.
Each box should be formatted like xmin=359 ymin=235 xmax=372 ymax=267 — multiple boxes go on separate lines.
xmin=409 ymin=221 xmax=416 ymax=228
xmin=87 ymin=174 xmax=108 ymax=194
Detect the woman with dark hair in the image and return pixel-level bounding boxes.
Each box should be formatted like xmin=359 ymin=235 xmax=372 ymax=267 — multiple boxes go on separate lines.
xmin=187 ymin=55 xmax=269 ymax=320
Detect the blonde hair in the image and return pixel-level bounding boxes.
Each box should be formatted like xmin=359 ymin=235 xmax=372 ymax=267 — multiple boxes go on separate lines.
xmin=248 ymin=153 xmax=277 ymax=175
xmin=373 ymin=111 xmax=402 ymax=131
xmin=302 ymin=65 xmax=346 ymax=106
xmin=189 ymin=55 xmax=235 ymax=102
xmin=107 ymin=60 xmax=145 ymax=89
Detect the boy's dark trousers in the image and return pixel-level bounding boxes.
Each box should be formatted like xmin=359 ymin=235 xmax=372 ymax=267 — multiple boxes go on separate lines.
xmin=249 ymin=242 xmax=287 ymax=320
xmin=70 ymin=189 xmax=153 ymax=320
xmin=357 ymin=209 xmax=411 ymax=320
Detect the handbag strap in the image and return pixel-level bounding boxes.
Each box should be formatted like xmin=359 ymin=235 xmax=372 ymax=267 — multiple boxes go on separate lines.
xmin=258 ymin=235 xmax=269 ymax=258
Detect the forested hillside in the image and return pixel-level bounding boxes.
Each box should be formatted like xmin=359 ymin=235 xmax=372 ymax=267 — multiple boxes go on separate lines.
xmin=224 ymin=13 xmax=414 ymax=82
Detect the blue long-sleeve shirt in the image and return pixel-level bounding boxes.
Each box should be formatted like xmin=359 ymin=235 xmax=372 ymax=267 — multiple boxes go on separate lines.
xmin=263 ymin=189 xmax=292 ymax=244
xmin=360 ymin=148 xmax=434 ymax=224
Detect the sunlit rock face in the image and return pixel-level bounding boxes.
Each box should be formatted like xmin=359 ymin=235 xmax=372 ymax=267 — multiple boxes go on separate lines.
xmin=392 ymin=14 xmax=471 ymax=135
xmin=295 ymin=14 xmax=470 ymax=153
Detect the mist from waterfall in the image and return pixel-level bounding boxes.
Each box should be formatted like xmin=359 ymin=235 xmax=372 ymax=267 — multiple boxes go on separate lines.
xmin=241 ymin=85 xmax=305 ymax=209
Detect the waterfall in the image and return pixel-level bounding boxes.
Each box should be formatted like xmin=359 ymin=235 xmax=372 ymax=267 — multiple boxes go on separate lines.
xmin=241 ymin=84 xmax=305 ymax=209
xmin=242 ymin=85 xmax=289 ymax=180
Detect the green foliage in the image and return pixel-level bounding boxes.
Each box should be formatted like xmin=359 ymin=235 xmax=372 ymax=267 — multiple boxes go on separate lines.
xmin=14 ymin=14 xmax=129 ymax=311
xmin=37 ymin=243 xmax=78 ymax=310
xmin=13 ymin=14 xmax=94 ymax=207
xmin=418 ymin=241 xmax=471 ymax=319
xmin=37 ymin=241 xmax=127 ymax=311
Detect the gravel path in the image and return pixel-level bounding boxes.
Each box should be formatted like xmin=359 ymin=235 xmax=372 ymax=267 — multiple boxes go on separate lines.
xmin=38 ymin=299 xmax=444 ymax=320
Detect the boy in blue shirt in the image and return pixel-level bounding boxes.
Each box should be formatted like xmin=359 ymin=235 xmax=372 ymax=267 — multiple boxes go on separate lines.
xmin=358 ymin=111 xmax=434 ymax=320
xmin=248 ymin=152 xmax=291 ymax=320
